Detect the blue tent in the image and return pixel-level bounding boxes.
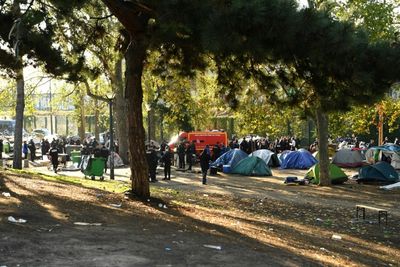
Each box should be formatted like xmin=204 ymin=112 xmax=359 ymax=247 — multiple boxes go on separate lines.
xmin=369 ymin=144 xmax=400 ymax=153
xmin=280 ymin=149 xmax=318 ymax=169
xmin=357 ymin=161 xmax=399 ymax=184
xmin=211 ymin=149 xmax=248 ymax=170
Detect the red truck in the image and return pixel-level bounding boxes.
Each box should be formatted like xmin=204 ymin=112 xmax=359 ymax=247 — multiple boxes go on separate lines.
xmin=168 ymin=131 xmax=228 ymax=154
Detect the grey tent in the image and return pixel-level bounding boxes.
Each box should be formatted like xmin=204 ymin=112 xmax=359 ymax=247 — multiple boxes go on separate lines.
xmin=250 ymin=149 xmax=280 ymax=167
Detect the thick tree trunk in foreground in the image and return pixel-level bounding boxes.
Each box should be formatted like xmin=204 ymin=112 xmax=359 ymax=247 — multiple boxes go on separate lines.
xmin=101 ymin=0 xmax=151 ymax=198
xmin=12 ymin=0 xmax=24 ymax=169
xmin=12 ymin=65 xmax=24 ymax=169
xmin=125 ymin=35 xmax=150 ymax=198
xmin=114 ymin=57 xmax=129 ymax=164
xmin=315 ymin=108 xmax=331 ymax=186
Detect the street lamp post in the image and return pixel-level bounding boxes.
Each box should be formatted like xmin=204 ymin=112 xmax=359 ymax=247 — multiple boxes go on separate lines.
xmin=108 ymin=98 xmax=114 ymax=180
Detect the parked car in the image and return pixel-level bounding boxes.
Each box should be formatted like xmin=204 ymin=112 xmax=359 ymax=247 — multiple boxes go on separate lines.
xmin=29 ymin=128 xmax=58 ymax=148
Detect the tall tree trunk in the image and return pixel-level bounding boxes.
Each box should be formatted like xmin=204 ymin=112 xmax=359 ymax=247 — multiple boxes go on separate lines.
xmin=114 ymin=57 xmax=129 ymax=163
xmin=12 ymin=64 xmax=24 ymax=169
xmin=78 ymin=93 xmax=86 ymax=142
xmin=125 ymin=35 xmax=149 ymax=199
xmin=315 ymin=108 xmax=331 ymax=186
xmin=12 ymin=1 xmax=24 ymax=169
xmin=101 ymin=0 xmax=150 ymax=197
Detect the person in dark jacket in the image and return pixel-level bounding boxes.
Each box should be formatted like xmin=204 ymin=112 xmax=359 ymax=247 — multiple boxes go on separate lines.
xmin=49 ymin=144 xmax=59 ymax=173
xmin=161 ymin=146 xmax=172 ymax=180
xmin=146 ymin=149 xmax=159 ymax=183
xmin=177 ymin=142 xmax=186 ymax=169
xmin=28 ymin=139 xmax=36 ymax=161
xmin=211 ymin=143 xmax=221 ymax=162
xmin=186 ymin=141 xmax=196 ymax=171
xmin=200 ymin=145 xmax=211 ymax=185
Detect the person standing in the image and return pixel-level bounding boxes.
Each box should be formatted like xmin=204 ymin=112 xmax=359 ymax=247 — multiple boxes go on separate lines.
xmin=161 ymin=146 xmax=172 ymax=180
xmin=367 ymin=139 xmax=375 ymax=149
xmin=177 ymin=142 xmax=186 ymax=169
xmin=200 ymin=145 xmax=211 ymax=185
xmin=186 ymin=141 xmax=196 ymax=171
xmin=211 ymin=143 xmax=221 ymax=162
xmin=146 ymin=148 xmax=159 ymax=183
xmin=40 ymin=139 xmax=50 ymax=160
xmin=49 ymin=144 xmax=59 ymax=173
xmin=22 ymin=141 xmax=28 ymax=159
xmin=28 ymin=139 xmax=36 ymax=161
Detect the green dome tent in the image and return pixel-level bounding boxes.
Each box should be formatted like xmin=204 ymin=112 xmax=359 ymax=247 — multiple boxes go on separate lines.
xmin=231 ymin=156 xmax=272 ymax=176
xmin=305 ymin=163 xmax=348 ymax=184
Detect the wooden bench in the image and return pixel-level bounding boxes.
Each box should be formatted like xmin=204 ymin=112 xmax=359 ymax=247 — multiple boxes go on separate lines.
xmin=356 ymin=204 xmax=388 ymax=225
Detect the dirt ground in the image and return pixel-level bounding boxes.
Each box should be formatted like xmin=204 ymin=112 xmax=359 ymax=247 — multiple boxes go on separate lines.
xmin=0 ymin=166 xmax=399 ymax=267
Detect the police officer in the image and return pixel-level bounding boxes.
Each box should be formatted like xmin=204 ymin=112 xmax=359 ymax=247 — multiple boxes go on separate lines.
xmin=146 ymin=148 xmax=159 ymax=183
xmin=49 ymin=144 xmax=59 ymax=173
xmin=186 ymin=141 xmax=196 ymax=171
xmin=177 ymin=142 xmax=186 ymax=169
xmin=161 ymin=146 xmax=172 ymax=180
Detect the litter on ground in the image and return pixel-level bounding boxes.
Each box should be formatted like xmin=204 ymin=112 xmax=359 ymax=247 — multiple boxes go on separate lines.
xmin=73 ymin=222 xmax=102 ymax=226
xmin=8 ymin=216 xmax=27 ymax=223
xmin=203 ymin=244 xmax=222 ymax=250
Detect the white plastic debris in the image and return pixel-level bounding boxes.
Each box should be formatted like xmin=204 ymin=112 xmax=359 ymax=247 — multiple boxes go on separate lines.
xmin=203 ymin=244 xmax=222 ymax=250
xmin=331 ymin=234 xmax=342 ymax=240
xmin=109 ymin=203 xmax=122 ymax=208
xmin=380 ymin=182 xmax=400 ymax=190
xmin=74 ymin=222 xmax=102 ymax=226
xmin=8 ymin=216 xmax=27 ymax=223
xmin=158 ymin=203 xmax=163 ymax=208
xmin=165 ymin=247 xmax=172 ymax=251
xmin=316 ymin=218 xmax=324 ymax=222
xmin=2 ymin=192 xmax=11 ymax=197
xmin=163 ymin=204 xmax=167 ymax=209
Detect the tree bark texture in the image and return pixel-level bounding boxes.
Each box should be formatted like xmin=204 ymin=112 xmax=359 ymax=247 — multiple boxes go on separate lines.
xmin=315 ymin=108 xmax=331 ymax=186
xmin=114 ymin=57 xmax=129 ymax=164
xmin=101 ymin=0 xmax=152 ymax=198
xmin=12 ymin=65 xmax=24 ymax=169
xmin=125 ymin=35 xmax=150 ymax=199
xmin=12 ymin=0 xmax=24 ymax=169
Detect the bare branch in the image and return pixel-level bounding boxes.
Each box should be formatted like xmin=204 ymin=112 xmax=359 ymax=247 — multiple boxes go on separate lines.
xmin=90 ymin=14 xmax=114 ymax=20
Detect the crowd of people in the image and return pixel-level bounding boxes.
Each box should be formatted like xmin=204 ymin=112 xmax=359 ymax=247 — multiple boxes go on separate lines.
xmin=229 ymin=136 xmax=300 ymax=154
xmin=145 ymin=135 xmax=303 ymax=185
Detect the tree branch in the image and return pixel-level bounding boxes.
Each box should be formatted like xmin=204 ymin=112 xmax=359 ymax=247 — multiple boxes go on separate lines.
xmin=101 ymin=0 xmax=152 ymax=33
xmin=83 ymin=80 xmax=109 ymax=102
xmin=90 ymin=14 xmax=114 ymax=20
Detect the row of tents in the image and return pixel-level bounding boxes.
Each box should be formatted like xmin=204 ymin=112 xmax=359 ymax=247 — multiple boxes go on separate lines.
xmin=210 ymin=147 xmax=400 ymax=185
